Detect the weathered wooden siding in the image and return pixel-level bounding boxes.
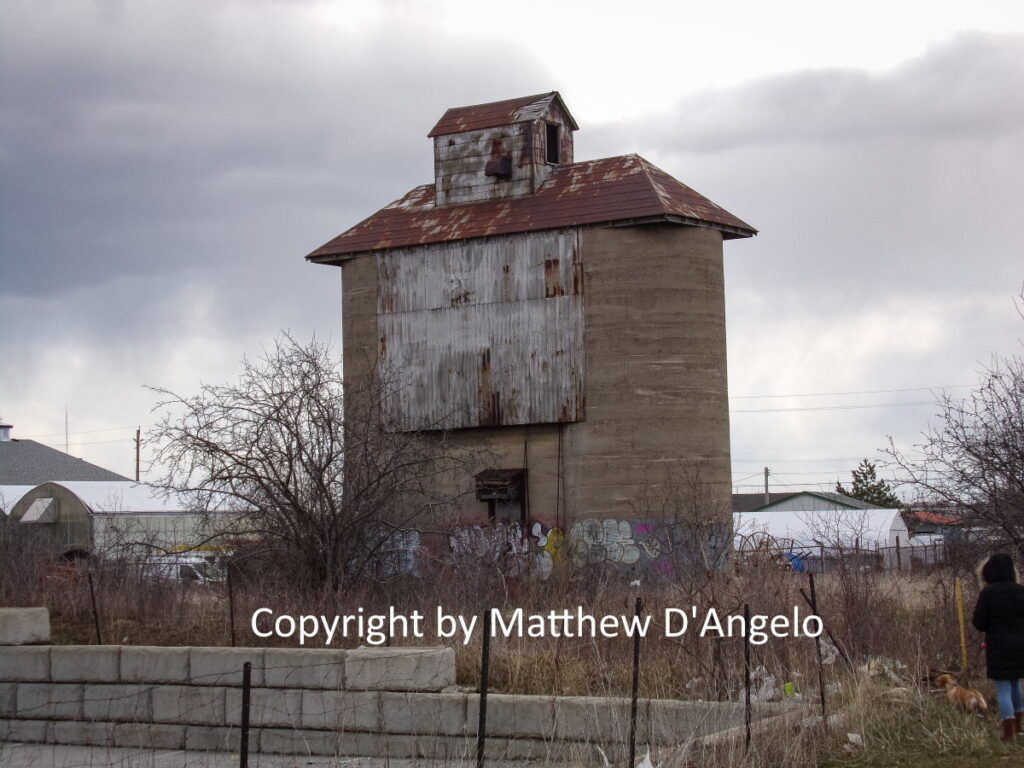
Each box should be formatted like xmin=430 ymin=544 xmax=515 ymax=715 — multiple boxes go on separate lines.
xmin=378 ymin=230 xmax=585 ymax=431
xmin=433 ymin=101 xmax=575 ymax=206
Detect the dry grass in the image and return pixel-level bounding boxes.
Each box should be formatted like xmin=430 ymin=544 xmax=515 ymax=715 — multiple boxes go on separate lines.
xmin=2 ymin=543 xmax=1015 ymax=766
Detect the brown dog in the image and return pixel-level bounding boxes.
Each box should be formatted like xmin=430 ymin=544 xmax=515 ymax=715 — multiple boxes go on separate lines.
xmin=935 ymin=674 xmax=989 ymax=714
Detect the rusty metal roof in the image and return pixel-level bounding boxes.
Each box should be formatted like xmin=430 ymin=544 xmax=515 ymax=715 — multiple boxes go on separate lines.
xmin=308 ymin=155 xmax=756 ymax=263
xmin=910 ymin=509 xmax=962 ymax=526
xmin=428 ymin=92 xmax=579 ymax=137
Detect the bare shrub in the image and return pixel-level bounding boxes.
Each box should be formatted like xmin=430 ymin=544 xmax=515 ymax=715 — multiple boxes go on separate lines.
xmin=147 ymin=334 xmax=473 ymax=591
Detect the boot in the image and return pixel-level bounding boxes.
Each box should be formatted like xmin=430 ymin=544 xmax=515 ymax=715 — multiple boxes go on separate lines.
xmin=1001 ymin=718 xmax=1017 ymax=742
xmin=1016 ymin=711 xmax=1023 ymax=739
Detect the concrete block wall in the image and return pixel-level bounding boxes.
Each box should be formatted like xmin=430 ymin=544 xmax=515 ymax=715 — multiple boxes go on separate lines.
xmin=0 ymin=608 xmax=50 ymax=646
xmin=0 ymin=645 xmax=786 ymax=760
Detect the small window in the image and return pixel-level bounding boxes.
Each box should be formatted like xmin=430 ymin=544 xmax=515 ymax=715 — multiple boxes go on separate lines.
xmin=21 ymin=497 xmax=58 ymax=524
xmin=545 ymin=123 xmax=560 ymax=164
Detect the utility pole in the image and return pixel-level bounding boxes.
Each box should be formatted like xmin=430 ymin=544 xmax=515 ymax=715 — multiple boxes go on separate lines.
xmin=763 ymin=466 xmax=770 ymax=506
xmin=65 ymin=405 xmax=69 ymax=453
xmin=134 ymin=427 xmax=141 ymax=482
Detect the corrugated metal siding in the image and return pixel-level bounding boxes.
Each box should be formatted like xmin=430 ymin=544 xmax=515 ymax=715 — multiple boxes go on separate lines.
xmin=379 ymin=230 xmax=585 ymax=431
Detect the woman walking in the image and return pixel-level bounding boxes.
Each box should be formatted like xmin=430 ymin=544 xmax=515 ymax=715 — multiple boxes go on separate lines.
xmin=972 ymin=553 xmax=1024 ymax=741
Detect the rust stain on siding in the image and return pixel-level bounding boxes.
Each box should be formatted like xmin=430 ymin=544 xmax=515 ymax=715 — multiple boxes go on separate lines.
xmin=378 ymin=229 xmax=585 ymax=431
xmin=543 ymin=257 xmax=564 ymax=297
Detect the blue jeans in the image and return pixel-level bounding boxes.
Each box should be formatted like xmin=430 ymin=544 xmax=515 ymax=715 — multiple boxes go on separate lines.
xmin=994 ymin=679 xmax=1022 ymax=720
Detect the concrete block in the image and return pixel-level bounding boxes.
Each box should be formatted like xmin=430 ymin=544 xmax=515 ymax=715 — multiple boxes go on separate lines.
xmin=552 ymin=694 xmax=637 ymax=743
xmin=185 ymin=724 xmax=251 ymax=753
xmin=415 ymin=733 xmax=473 ymax=760
xmin=225 ymin=687 xmax=302 ymax=728
xmin=0 ymin=683 xmax=15 ymax=716
xmin=0 ymin=717 xmax=49 ymax=743
xmin=0 ymin=608 xmax=50 ymax=645
xmin=51 ymin=720 xmax=115 ymax=747
xmin=344 ymin=647 xmax=455 ymax=691
xmin=481 ymin=736 xmax=588 ymax=762
xmin=301 ymin=689 xmax=380 ymax=731
xmin=467 ymin=692 xmax=555 ymax=738
xmin=121 ymin=646 xmax=189 ymax=683
xmin=51 ymin=646 xmax=120 ymax=683
xmin=16 ymin=683 xmax=83 ymax=720
xmin=647 ymin=699 xmax=742 ymax=743
xmin=263 ymin=648 xmax=345 ymax=689
xmin=260 ymin=727 xmax=346 ymax=756
xmin=83 ymin=684 xmax=152 ymax=723
xmin=333 ymin=731 xmax=419 ymax=759
xmin=379 ymin=691 xmax=467 ymax=736
xmin=152 ymin=685 xmax=225 ymax=726
xmin=189 ymin=647 xmax=264 ymax=686
xmin=0 ymin=646 xmax=50 ymax=682
xmin=113 ymin=722 xmax=186 ymax=750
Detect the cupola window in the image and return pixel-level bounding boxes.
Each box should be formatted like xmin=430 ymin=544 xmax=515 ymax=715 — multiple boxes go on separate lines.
xmin=545 ymin=123 xmax=560 ymax=164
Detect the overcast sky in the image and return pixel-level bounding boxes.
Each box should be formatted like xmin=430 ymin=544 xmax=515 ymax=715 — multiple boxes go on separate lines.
xmin=1 ymin=0 xmax=1022 ymax=496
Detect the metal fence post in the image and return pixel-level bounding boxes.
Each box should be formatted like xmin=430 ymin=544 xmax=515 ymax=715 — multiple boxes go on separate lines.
xmin=629 ymin=596 xmax=643 ymax=762
xmin=808 ymin=572 xmax=828 ymax=727
xmin=240 ymin=661 xmax=251 ymax=768
xmin=743 ymin=603 xmax=751 ymax=752
xmin=87 ymin=571 xmax=103 ymax=645
xmin=476 ymin=608 xmax=492 ymax=768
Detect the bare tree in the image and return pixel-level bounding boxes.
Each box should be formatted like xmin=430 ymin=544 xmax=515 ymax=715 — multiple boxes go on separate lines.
xmin=148 ymin=334 xmax=467 ymax=590
xmin=887 ymin=349 xmax=1024 ymax=560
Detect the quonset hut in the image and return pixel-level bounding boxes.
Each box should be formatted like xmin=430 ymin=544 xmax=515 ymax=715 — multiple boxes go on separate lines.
xmin=307 ymin=92 xmax=755 ymax=572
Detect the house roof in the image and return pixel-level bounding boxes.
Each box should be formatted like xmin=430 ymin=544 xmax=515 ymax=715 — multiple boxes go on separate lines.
xmin=427 ymin=92 xmax=579 ymax=137
xmin=38 ymin=481 xmax=187 ymax=514
xmin=732 ymin=490 xmax=877 ymax=513
xmin=909 ymin=509 xmax=962 ymax=526
xmin=0 ymin=439 xmax=129 ymax=485
xmin=308 ymin=154 xmax=757 ymax=263
xmin=732 ymin=493 xmax=797 ymax=513
xmin=796 ymin=491 xmax=877 ymax=510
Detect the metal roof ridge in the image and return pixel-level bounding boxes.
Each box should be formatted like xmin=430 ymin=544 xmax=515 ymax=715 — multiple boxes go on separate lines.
xmin=427 ymin=91 xmax=566 ymax=137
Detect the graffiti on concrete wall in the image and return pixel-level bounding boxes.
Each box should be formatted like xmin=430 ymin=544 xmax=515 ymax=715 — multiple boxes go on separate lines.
xmin=569 ymin=519 xmax=641 ymax=566
xmin=566 ymin=518 xmax=728 ymax=575
xmin=529 ymin=521 xmax=565 ymax=578
xmin=348 ymin=517 xmax=728 ymax=581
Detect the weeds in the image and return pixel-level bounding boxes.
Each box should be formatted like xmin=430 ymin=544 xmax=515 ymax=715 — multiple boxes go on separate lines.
xmin=0 ymin=539 xmax=1014 ymax=765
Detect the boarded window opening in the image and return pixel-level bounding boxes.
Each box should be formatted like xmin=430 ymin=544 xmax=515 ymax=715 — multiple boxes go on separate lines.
xmin=545 ymin=123 xmax=560 ymax=164
xmin=476 ymin=468 xmax=528 ymax=529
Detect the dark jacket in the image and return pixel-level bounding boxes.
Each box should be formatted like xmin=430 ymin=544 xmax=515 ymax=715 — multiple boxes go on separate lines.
xmin=972 ymin=581 xmax=1024 ymax=680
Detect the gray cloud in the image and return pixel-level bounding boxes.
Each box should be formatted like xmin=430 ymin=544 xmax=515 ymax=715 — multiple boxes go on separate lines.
xmin=573 ymin=33 xmax=1024 ymax=305
xmin=1 ymin=6 xmax=1021 ymax=492
xmin=639 ymin=32 xmax=1024 ymax=153
xmin=0 ymin=1 xmax=550 ymax=299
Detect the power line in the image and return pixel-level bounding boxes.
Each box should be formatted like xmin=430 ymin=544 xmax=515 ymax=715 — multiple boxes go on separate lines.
xmin=731 ymin=384 xmax=972 ymax=400
xmin=34 ymin=437 xmax=134 ymax=448
xmin=732 ymin=456 xmax=879 ymax=463
xmin=731 ymin=400 xmax=937 ymax=414
xmin=18 ymin=425 xmax=139 ymax=439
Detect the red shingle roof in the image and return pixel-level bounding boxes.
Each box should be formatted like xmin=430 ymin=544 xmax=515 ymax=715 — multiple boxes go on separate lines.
xmin=307 ymin=154 xmax=756 ymax=262
xmin=427 ymin=92 xmax=578 ymax=137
